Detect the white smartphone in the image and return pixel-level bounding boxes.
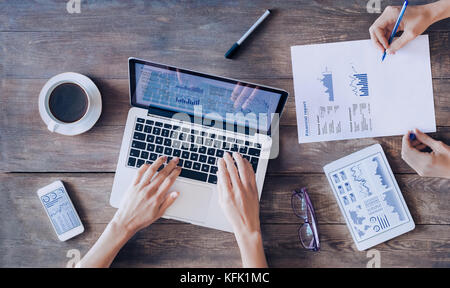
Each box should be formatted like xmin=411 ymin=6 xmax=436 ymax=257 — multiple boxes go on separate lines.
xmin=37 ymin=180 xmax=84 ymax=241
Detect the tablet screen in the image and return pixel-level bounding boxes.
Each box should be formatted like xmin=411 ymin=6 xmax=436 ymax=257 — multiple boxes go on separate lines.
xmin=324 ymin=144 xmax=414 ymax=250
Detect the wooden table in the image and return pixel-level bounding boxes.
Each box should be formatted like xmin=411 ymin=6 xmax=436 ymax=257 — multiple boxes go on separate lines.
xmin=1 ymin=0 xmax=449 ymax=268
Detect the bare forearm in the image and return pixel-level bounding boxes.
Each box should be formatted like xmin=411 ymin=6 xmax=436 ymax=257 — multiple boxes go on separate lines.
xmin=77 ymin=220 xmax=133 ymax=268
xmin=427 ymin=0 xmax=450 ymax=23
xmin=235 ymin=231 xmax=268 ymax=268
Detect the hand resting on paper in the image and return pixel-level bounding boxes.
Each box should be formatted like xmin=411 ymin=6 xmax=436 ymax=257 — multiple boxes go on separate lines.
xmin=402 ymin=129 xmax=450 ymax=179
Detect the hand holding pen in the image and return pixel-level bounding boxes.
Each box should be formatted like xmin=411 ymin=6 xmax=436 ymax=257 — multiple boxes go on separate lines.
xmin=369 ymin=0 xmax=450 ymax=59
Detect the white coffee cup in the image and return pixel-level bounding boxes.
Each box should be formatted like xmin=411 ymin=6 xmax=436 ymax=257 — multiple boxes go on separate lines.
xmin=39 ymin=72 xmax=102 ymax=136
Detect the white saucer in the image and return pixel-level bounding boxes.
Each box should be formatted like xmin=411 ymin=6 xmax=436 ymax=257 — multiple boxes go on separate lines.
xmin=39 ymin=72 xmax=102 ymax=136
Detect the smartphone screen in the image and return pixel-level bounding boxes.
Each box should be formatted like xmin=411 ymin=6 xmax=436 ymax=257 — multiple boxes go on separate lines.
xmin=40 ymin=187 xmax=81 ymax=235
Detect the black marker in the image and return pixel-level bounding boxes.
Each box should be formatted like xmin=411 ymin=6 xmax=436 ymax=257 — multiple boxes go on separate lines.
xmin=225 ymin=9 xmax=271 ymax=59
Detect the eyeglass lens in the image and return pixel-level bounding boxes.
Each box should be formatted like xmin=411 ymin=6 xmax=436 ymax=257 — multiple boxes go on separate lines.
xmin=292 ymin=191 xmax=308 ymax=219
xmin=299 ymin=223 xmax=315 ymax=249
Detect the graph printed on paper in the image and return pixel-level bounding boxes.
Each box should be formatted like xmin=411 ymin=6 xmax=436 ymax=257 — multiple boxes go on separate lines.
xmin=319 ymin=68 xmax=335 ymax=102
xmin=329 ymin=152 xmax=409 ymax=241
xmin=309 ymin=65 xmax=373 ymax=138
xmin=349 ymin=65 xmax=370 ymax=97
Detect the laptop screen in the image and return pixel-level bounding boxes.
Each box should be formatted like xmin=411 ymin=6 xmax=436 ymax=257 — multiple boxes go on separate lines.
xmin=129 ymin=58 xmax=288 ymax=134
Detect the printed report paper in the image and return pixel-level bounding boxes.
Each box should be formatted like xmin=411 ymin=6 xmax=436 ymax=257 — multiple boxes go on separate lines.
xmin=291 ymin=35 xmax=436 ymax=143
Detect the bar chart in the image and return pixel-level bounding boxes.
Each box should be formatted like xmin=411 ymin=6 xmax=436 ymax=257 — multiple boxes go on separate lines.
xmin=351 ymin=73 xmax=369 ymax=97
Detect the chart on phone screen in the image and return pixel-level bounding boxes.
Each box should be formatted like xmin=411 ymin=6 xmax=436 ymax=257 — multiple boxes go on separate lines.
xmin=41 ymin=188 xmax=80 ymax=235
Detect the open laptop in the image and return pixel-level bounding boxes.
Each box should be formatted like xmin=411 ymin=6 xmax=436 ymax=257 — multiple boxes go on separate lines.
xmin=110 ymin=58 xmax=288 ymax=232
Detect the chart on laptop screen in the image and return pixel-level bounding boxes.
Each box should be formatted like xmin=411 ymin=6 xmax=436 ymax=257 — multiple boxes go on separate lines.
xmin=134 ymin=63 xmax=281 ymax=130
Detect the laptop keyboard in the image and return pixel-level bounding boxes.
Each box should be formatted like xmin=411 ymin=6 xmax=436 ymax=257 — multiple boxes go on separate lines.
xmin=127 ymin=117 xmax=262 ymax=184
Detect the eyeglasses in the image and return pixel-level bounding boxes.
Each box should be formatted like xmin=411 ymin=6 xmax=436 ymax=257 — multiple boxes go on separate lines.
xmin=291 ymin=188 xmax=320 ymax=251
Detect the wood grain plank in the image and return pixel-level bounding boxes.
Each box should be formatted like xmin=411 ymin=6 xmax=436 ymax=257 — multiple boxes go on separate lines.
xmin=1 ymin=0 xmax=449 ymax=32
xmin=1 ymin=78 xmax=449 ymax=173
xmin=1 ymin=173 xmax=448 ymax=228
xmin=0 ymin=30 xmax=448 ymax=79
xmin=262 ymin=174 xmax=450 ymax=225
xmin=268 ymin=126 xmax=450 ymax=174
xmin=1 ymin=0 xmax=449 ymax=268
xmin=3 ymin=121 xmax=448 ymax=173
xmin=1 ymin=222 xmax=448 ymax=268
xmin=2 ymin=78 xmax=450 ymax=127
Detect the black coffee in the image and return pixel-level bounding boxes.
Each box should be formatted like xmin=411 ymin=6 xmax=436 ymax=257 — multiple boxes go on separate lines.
xmin=49 ymin=83 xmax=88 ymax=123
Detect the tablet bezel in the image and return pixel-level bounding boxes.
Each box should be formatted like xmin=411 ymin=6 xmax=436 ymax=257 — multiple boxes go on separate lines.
xmin=323 ymin=144 xmax=415 ymax=251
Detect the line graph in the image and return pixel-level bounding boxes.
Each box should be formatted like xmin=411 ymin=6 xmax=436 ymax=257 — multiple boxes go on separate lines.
xmin=349 ymin=65 xmax=369 ymax=97
xmin=350 ymin=165 xmax=373 ymax=198
xmin=48 ymin=202 xmax=70 ymax=218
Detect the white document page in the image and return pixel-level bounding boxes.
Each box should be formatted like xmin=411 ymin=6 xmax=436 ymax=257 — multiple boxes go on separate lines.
xmin=291 ymin=35 xmax=436 ymax=143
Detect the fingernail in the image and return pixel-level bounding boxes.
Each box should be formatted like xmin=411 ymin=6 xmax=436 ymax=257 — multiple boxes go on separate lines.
xmin=387 ymin=49 xmax=395 ymax=55
xmin=172 ymin=192 xmax=179 ymax=198
xmin=409 ymin=133 xmax=416 ymax=141
xmin=173 ymin=157 xmax=179 ymax=163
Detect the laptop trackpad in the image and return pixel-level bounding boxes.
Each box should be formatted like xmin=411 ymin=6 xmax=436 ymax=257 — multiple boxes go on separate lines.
xmin=163 ymin=179 xmax=212 ymax=223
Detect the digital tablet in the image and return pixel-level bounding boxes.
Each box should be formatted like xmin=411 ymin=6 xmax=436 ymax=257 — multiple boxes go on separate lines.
xmin=323 ymin=144 xmax=415 ymax=251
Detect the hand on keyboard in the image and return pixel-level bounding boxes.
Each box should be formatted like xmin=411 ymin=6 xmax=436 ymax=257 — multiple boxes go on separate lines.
xmin=78 ymin=156 xmax=182 ymax=268
xmin=129 ymin=117 xmax=262 ymax=184
xmin=112 ymin=156 xmax=181 ymax=236
xmin=217 ymin=152 xmax=267 ymax=268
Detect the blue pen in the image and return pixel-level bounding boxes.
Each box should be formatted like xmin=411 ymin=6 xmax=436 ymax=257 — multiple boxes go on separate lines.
xmin=382 ymin=0 xmax=409 ymax=61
